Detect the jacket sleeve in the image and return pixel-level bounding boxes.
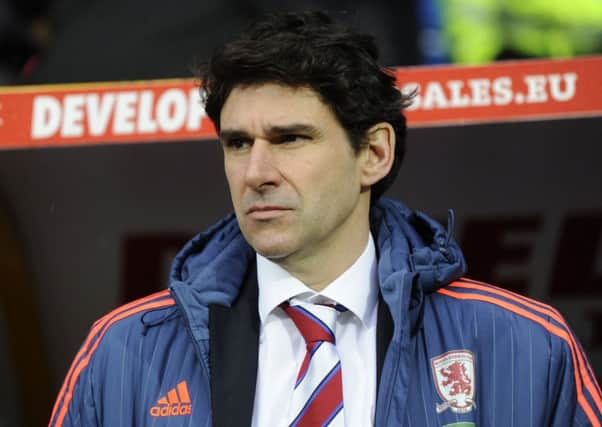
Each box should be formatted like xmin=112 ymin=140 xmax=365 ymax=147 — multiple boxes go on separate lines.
xmin=48 ymin=330 xmax=100 ymax=427
xmin=548 ymin=322 xmax=602 ymax=426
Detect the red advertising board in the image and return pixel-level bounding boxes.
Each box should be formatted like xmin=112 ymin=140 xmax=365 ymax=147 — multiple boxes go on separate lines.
xmin=0 ymin=56 xmax=601 ymax=150
xmin=397 ymin=55 xmax=602 ymax=125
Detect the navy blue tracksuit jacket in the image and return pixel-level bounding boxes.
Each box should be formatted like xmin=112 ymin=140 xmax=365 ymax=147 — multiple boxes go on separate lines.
xmin=50 ymin=199 xmax=602 ymax=426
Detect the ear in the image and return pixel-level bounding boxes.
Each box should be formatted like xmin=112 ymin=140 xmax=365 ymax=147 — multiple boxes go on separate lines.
xmin=359 ymin=122 xmax=395 ymax=187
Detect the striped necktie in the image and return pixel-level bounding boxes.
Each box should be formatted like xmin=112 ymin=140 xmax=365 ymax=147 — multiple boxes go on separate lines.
xmin=282 ymin=301 xmax=346 ymax=427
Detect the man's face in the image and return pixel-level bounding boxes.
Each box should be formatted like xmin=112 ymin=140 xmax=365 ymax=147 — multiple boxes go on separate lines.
xmin=219 ymin=83 xmax=371 ymax=267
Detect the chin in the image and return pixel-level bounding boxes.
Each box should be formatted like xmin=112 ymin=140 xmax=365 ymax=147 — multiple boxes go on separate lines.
xmin=241 ymin=225 xmax=297 ymax=259
xmin=254 ymin=246 xmax=292 ymax=260
xmin=250 ymin=239 xmax=296 ymax=260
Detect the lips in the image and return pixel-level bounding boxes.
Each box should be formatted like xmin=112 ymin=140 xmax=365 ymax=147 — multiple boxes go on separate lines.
xmin=247 ymin=205 xmax=288 ymax=213
xmin=246 ymin=205 xmax=291 ymax=220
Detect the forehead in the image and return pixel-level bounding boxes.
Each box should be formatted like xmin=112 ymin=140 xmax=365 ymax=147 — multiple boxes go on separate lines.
xmin=219 ymin=83 xmax=338 ymax=130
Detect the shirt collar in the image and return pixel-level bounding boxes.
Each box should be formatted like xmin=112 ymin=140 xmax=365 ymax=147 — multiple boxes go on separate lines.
xmin=257 ymin=233 xmax=378 ymax=327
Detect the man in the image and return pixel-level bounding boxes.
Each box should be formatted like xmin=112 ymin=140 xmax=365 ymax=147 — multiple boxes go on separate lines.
xmin=50 ymin=11 xmax=601 ymax=427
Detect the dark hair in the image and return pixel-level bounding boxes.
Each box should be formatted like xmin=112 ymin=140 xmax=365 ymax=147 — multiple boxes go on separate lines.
xmin=199 ymin=11 xmax=412 ymax=201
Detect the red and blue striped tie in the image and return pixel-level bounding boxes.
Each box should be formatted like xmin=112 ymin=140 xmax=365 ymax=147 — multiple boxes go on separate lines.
xmin=282 ymin=301 xmax=346 ymax=427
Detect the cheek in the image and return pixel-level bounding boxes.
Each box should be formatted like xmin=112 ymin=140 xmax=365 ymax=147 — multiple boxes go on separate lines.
xmin=224 ymin=162 xmax=243 ymax=196
xmin=304 ymin=162 xmax=361 ymax=225
xmin=319 ymin=158 xmax=360 ymax=199
xmin=224 ymin=173 xmax=247 ymax=219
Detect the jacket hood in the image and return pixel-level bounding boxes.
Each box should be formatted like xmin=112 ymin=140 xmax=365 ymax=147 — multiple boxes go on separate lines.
xmin=370 ymin=198 xmax=466 ymax=294
xmin=170 ymin=213 xmax=255 ymax=305
xmin=168 ymin=198 xmax=466 ymax=339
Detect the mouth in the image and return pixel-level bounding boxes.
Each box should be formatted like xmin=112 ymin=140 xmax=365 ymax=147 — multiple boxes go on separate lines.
xmin=246 ymin=205 xmax=292 ymax=220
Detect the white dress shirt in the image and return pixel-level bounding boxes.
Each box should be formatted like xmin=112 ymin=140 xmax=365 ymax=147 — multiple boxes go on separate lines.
xmin=251 ymin=235 xmax=379 ymax=427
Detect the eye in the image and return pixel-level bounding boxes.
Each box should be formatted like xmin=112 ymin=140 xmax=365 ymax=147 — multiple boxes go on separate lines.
xmin=274 ymin=134 xmax=309 ymax=144
xmin=223 ymin=137 xmax=252 ymax=150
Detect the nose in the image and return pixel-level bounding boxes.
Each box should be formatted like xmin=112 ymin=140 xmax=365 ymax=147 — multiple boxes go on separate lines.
xmin=244 ymin=139 xmax=281 ymax=191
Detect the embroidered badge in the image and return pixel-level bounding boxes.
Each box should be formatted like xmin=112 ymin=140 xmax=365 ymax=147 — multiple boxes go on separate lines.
xmin=431 ymin=350 xmax=476 ymax=414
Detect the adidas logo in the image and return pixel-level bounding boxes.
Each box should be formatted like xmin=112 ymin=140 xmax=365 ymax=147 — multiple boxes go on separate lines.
xmin=149 ymin=381 xmax=193 ymax=417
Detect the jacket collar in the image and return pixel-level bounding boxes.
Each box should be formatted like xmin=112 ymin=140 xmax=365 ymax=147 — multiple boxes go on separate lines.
xmin=209 ymin=262 xmax=259 ymax=427
xmin=169 ymin=198 xmax=466 ymax=347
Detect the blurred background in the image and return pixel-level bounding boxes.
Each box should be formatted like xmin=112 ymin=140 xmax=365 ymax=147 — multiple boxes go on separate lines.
xmin=2 ymin=0 xmax=602 ymax=85
xmin=1 ymin=0 xmax=602 ymax=425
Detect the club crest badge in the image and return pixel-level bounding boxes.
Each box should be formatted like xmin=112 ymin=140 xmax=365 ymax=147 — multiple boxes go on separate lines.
xmin=431 ymin=350 xmax=476 ymax=414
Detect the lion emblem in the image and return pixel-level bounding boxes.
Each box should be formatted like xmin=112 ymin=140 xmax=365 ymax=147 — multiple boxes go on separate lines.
xmin=431 ymin=350 xmax=476 ymax=414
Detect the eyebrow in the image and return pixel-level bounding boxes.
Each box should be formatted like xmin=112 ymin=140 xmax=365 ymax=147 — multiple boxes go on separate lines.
xmin=218 ymin=129 xmax=249 ymax=142
xmin=219 ymin=123 xmax=321 ymax=141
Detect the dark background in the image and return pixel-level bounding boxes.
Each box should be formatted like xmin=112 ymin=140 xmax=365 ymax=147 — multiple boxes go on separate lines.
xmin=1 ymin=115 xmax=600 ymax=426
xmin=1 ymin=1 xmax=601 ymax=425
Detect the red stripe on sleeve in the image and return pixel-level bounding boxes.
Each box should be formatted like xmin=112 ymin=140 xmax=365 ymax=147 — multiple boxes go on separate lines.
xmin=49 ymin=291 xmax=174 ymax=426
xmin=451 ymin=280 xmax=602 ymax=413
xmin=438 ymin=286 xmax=601 ymax=426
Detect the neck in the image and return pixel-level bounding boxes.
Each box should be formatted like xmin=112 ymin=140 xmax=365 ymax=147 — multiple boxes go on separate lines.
xmin=281 ymin=233 xmax=370 ymax=292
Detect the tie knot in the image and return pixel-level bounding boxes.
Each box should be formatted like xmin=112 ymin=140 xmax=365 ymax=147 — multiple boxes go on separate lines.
xmin=281 ymin=301 xmax=345 ymax=345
